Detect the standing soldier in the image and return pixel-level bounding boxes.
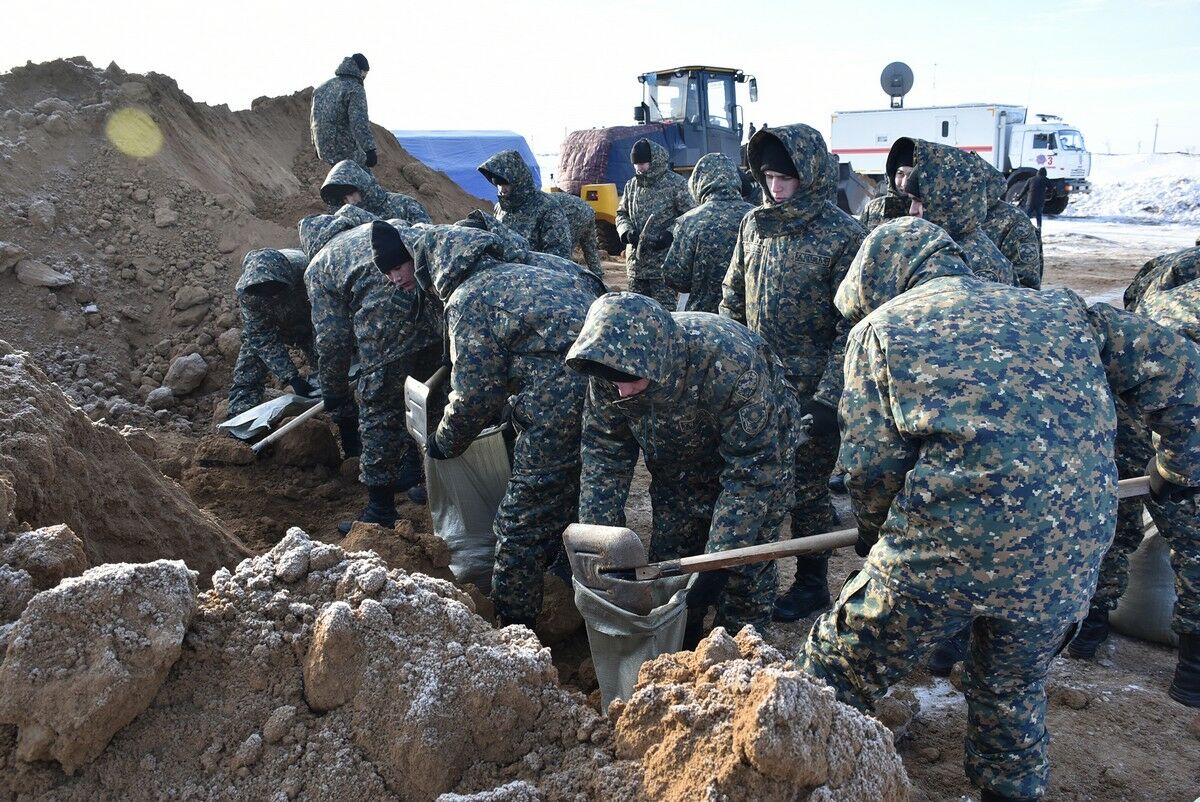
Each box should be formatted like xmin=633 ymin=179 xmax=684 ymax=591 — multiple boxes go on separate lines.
xmin=300 ymin=205 xmax=441 ymax=532
xmin=887 ymin=137 xmax=1014 ymax=284
xmin=477 ymin=150 xmax=572 ymax=259
xmin=616 ymin=138 xmax=693 ymax=307
xmin=858 ymin=163 xmax=912 ymax=233
xmin=567 ymin=292 xmax=803 ymax=636
xmin=227 ymin=248 xmax=321 ymax=417
xmin=310 ymin=54 xmax=376 ymax=169
xmin=662 ymin=153 xmax=753 ymax=313
xmin=802 ymin=217 xmax=1200 ymax=802
xmin=974 ymin=157 xmax=1044 ymax=289
xmin=549 ymin=191 xmax=604 ymax=276
xmin=721 ymin=123 xmax=866 ymax=622
xmin=320 ymin=160 xmax=432 ymax=224
xmin=375 ymin=223 xmax=599 ymax=627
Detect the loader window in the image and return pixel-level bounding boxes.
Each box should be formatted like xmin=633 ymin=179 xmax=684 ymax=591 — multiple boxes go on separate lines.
xmin=643 ymin=73 xmax=692 ymax=124
xmin=705 ymin=75 xmax=735 ymax=129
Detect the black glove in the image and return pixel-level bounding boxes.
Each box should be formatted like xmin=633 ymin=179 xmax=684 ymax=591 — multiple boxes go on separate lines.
xmin=686 ymin=569 xmax=730 ymax=610
xmin=362 ymin=149 xmax=378 ymax=168
xmin=335 ymin=418 xmax=362 ymax=458
xmin=289 ymin=375 xmax=317 ymax=398
xmin=620 ymin=229 xmax=639 ymax=247
xmin=322 ymin=393 xmax=350 ymax=414
xmin=1146 ymin=455 xmax=1199 ymax=504
xmin=648 ymin=230 xmax=674 ymax=250
xmin=800 ymin=397 xmax=839 ymax=438
xmin=854 ymin=530 xmax=877 ymax=558
xmin=426 ymin=435 xmax=450 ymax=461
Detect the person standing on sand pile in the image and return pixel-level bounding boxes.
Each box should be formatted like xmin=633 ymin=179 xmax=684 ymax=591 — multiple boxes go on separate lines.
xmin=567 ymin=292 xmax=803 ymax=641
xmin=616 ymin=138 xmax=694 ymax=308
xmin=477 ymin=150 xmax=573 ymax=260
xmin=548 ymin=191 xmax=604 ymax=276
xmin=300 ymin=205 xmax=442 ymax=532
xmin=799 ymin=217 xmax=1200 ymax=802
xmin=1066 ymin=276 xmax=1200 ymax=707
xmin=227 ymin=248 xmax=321 ymax=417
xmin=972 ymin=156 xmax=1044 ymax=289
xmin=662 ymin=153 xmax=753 ymax=313
xmin=310 ymin=54 xmax=377 ymax=170
xmin=373 ymin=223 xmax=599 ymax=628
xmin=720 ymin=123 xmax=866 ymax=623
xmin=320 ymin=160 xmax=432 ymax=224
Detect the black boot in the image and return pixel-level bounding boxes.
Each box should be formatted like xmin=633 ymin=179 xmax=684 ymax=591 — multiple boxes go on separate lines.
xmin=827 ymin=472 xmax=848 ymax=495
xmin=928 ymin=626 xmax=970 ymax=677
xmin=981 ymin=790 xmax=1037 ymax=802
xmin=1067 ymin=608 xmax=1110 ymax=660
xmin=337 ymin=484 xmax=398 ymax=536
xmin=772 ymin=554 xmax=830 ymax=622
xmin=1169 ymin=632 xmax=1200 ymax=707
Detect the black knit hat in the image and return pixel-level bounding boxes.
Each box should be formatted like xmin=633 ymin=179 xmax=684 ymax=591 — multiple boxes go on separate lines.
xmin=351 ymin=53 xmax=369 ymax=72
xmin=756 ymin=136 xmax=798 ymax=178
xmin=370 ymin=221 xmax=410 ymax=274
xmin=630 ymin=139 xmax=652 ymax=164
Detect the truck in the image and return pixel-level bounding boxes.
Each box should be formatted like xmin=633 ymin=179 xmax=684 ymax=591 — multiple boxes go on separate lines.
xmin=830 ymin=103 xmax=1092 ymax=215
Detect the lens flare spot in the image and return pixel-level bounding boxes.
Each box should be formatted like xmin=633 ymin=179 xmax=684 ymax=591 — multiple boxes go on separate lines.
xmin=105 ymin=107 xmax=163 ymax=159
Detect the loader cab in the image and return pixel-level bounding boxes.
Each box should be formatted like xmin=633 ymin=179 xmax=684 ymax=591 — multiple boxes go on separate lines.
xmin=634 ymin=66 xmax=755 ymax=170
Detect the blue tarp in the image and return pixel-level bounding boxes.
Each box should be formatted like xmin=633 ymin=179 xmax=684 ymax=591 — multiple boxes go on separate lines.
xmin=389 ymin=129 xmax=541 ymax=202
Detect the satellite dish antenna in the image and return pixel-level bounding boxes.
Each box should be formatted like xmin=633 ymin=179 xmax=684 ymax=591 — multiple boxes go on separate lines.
xmin=881 ymin=62 xmax=914 ymax=109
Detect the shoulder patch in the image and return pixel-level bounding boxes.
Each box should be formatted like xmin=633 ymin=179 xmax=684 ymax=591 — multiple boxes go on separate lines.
xmin=1017 ymin=241 xmax=1040 ymax=265
xmin=735 ymin=369 xmax=763 ymax=401
xmin=739 ymin=401 xmax=769 ymax=437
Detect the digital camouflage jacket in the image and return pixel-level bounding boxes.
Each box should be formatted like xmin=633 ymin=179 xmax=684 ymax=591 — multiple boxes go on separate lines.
xmin=478 ymin=150 xmax=572 ymax=259
xmin=615 ymin=139 xmax=694 ymax=281
xmin=310 ymin=57 xmax=376 ymax=166
xmin=320 ymin=160 xmax=431 ymax=224
xmin=236 ymin=248 xmax=312 ymax=381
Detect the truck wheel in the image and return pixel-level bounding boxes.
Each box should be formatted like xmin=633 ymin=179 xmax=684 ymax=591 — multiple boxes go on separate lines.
xmin=597 ymin=221 xmax=623 ymax=257
xmin=1044 ymin=196 xmax=1069 ymax=216
xmin=1005 ymin=178 xmax=1030 ymax=205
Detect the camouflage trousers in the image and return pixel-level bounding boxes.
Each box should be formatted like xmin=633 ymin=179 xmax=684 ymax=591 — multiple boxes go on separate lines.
xmin=491 ymin=367 xmax=588 ymax=626
xmin=800 ymin=572 xmax=1074 ymax=800
xmin=227 ymin=343 xmax=314 ymax=417
xmin=628 ymin=276 xmax=680 ymax=311
xmin=356 ymin=345 xmax=440 ymax=488
xmin=1090 ymin=494 xmax=1200 ymax=635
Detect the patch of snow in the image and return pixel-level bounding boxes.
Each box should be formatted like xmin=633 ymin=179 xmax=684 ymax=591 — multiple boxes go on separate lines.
xmin=911 ymin=677 xmax=962 ymax=716
xmin=1066 ymin=153 xmax=1200 ymax=225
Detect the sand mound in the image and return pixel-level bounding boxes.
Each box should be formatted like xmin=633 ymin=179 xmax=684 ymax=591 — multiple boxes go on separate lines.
xmin=0 ymin=340 xmax=248 ymax=580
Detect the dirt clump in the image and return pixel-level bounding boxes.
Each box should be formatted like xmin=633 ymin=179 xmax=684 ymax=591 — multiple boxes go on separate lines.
xmin=0 ymin=523 xmax=87 ymax=590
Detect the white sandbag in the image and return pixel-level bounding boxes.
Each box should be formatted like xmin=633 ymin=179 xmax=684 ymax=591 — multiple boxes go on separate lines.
xmin=1110 ymin=527 xmax=1179 ymax=647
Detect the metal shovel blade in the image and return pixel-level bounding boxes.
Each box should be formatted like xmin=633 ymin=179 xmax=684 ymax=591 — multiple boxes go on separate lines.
xmin=562 ymin=523 xmax=656 ymax=615
xmin=404 ymin=375 xmax=433 ymax=447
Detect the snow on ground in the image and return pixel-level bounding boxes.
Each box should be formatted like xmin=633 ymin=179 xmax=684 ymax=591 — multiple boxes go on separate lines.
xmin=535 ymin=152 xmax=561 ymax=189
xmin=1065 ymin=152 xmax=1200 ymax=225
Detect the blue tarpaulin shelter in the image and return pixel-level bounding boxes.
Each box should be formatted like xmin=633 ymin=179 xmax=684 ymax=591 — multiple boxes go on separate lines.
xmin=389 ymin=130 xmax=541 ymax=202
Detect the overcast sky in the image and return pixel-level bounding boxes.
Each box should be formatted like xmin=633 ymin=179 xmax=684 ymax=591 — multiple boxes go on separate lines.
xmin=4 ymin=0 xmax=1199 ymax=160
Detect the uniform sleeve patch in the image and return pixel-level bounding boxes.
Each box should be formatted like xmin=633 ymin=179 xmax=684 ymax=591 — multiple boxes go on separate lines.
xmin=739 ymin=401 xmax=769 ymax=436
xmin=735 ymin=369 xmax=762 ymax=401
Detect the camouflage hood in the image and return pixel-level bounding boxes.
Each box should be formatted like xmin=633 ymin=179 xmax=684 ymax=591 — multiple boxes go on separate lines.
xmin=566 ymin=292 xmax=683 ymax=388
xmin=633 ymin=139 xmax=673 ymax=187
xmin=748 ymin=124 xmax=835 ymax=225
xmin=333 ymin=56 xmax=366 ymax=82
xmin=972 ymin=155 xmax=1010 ymax=204
xmin=235 ymin=248 xmax=307 ymax=295
xmin=478 ymin=150 xmax=538 ymax=209
xmin=320 ymin=160 xmax=391 ymax=211
xmin=902 ymin=138 xmax=989 ymax=239
xmin=688 ymin=153 xmax=743 ymax=204
xmin=835 ymin=217 xmax=973 ymax=323
xmin=406 ymin=224 xmax=515 ymax=301
xmin=298 ymin=204 xmax=377 ymax=258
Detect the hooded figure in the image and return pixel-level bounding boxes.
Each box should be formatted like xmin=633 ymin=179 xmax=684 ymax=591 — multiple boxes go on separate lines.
xmin=662 ymin=153 xmax=753 ymax=312
xmin=1123 ymin=245 xmax=1200 ymax=310
xmin=971 ymin=155 xmax=1044 ymax=289
xmin=456 ymin=209 xmax=606 ymax=295
xmin=396 ymin=224 xmax=598 ymax=627
xmin=301 ymin=204 xmax=442 ymax=530
xmin=310 ymin=56 xmax=377 ymax=168
xmin=567 ymin=292 xmax=803 ymax=634
xmin=857 ymin=164 xmax=911 ymax=233
xmin=477 ymin=150 xmax=572 ymax=259
xmin=228 ymin=248 xmax=317 ymax=416
xmin=720 ymin=123 xmax=867 ymax=622
xmin=1068 ymin=276 xmax=1200 ymax=706
xmin=548 ymin=190 xmax=603 ymax=274
xmin=321 ymin=160 xmax=432 ymax=224
xmin=801 ymin=217 xmax=1200 ymax=800
xmin=615 ymin=138 xmax=694 ymax=308
xmin=888 ymin=137 xmax=1014 ymax=285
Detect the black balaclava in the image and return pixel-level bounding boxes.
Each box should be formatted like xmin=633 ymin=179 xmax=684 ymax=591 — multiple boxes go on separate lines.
xmin=370 ymin=221 xmax=410 ymax=275
xmin=351 ymin=53 xmax=369 ymax=72
xmin=630 ymin=139 xmax=652 ymax=164
xmin=756 ymin=136 xmax=798 ymax=178
xmin=575 ymin=360 xmax=641 ymax=383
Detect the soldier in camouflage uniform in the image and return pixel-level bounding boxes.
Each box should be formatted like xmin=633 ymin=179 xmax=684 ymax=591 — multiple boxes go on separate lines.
xmin=320 ymin=160 xmax=432 ymax=224
xmin=300 ymin=205 xmax=441 ymax=532
xmin=1068 ymin=276 xmax=1200 ymax=706
xmin=567 ymin=292 xmax=803 ymax=634
xmin=454 ymin=209 xmax=606 ymax=295
xmin=799 ymin=217 xmax=1200 ymax=801
xmin=972 ymin=156 xmax=1044 ymax=289
xmin=227 ymin=248 xmax=320 ymax=417
xmin=548 ymin=191 xmax=603 ymax=274
xmin=887 ymin=137 xmax=1014 ymax=284
xmin=310 ymin=54 xmax=377 ymax=169
xmin=720 ymin=123 xmax=866 ymax=622
xmin=377 ymin=223 xmax=598 ymax=627
xmin=858 ymin=163 xmax=911 ymax=233
xmin=616 ymin=139 xmax=694 ymax=308
xmin=1123 ymin=245 xmax=1200 ymax=309
xmin=477 ymin=150 xmax=572 ymax=259
xmin=662 ymin=153 xmax=753 ymax=313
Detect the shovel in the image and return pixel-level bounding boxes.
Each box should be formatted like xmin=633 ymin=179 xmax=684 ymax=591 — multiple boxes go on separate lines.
xmin=564 ymin=475 xmax=1153 ymax=616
